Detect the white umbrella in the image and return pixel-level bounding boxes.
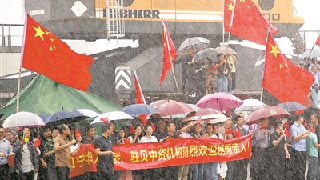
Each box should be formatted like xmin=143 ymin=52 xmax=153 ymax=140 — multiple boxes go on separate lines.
xmin=234 ymin=98 xmax=266 ymax=114
xmin=77 ymin=109 xmax=99 ymax=118
xmin=90 ymin=111 xmax=133 ymax=125
xmin=3 ymin=111 xmax=45 ymax=128
xmin=214 ymin=46 xmax=237 ymax=55
xmin=178 ymin=37 xmax=210 ymax=54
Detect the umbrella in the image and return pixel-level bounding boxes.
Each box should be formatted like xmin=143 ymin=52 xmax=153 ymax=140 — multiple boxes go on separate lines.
xmin=214 ymin=46 xmax=237 ymax=55
xmin=234 ymin=98 xmax=266 ymax=113
xmin=299 ymin=49 xmax=320 ymax=59
xmin=161 ymin=104 xmax=200 ymax=119
xmin=196 ymin=93 xmax=243 ymax=111
xmin=90 ymin=111 xmax=133 ymax=125
xmin=154 ymin=100 xmax=195 ymax=116
xmin=46 ymin=109 xmax=98 ymax=123
xmin=178 ymin=37 xmax=210 ymax=54
xmin=254 ymin=54 xmax=265 ymax=66
xmin=208 ymin=117 xmax=228 ymax=124
xmin=183 ymin=108 xmax=226 ymax=122
xmin=150 ymin=99 xmax=170 ymax=107
xmin=246 ymin=106 xmax=290 ymax=123
xmin=193 ymin=48 xmax=217 ymax=60
xmin=122 ymin=104 xmax=158 ymax=116
xmin=3 ymin=111 xmax=45 ymax=128
xmin=278 ymin=102 xmax=306 ymax=112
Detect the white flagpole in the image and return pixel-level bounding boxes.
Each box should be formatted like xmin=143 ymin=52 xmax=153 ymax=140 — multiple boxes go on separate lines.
xmin=17 ymin=14 xmax=28 ymax=113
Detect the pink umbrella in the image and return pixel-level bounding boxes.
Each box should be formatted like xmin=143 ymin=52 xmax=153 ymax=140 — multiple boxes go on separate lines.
xmin=154 ymin=100 xmax=195 ymax=116
xmin=196 ymin=93 xmax=243 ymax=111
xmin=150 ymin=99 xmax=170 ymax=107
xmin=246 ymin=106 xmax=289 ymax=123
xmin=194 ymin=108 xmax=222 ymax=116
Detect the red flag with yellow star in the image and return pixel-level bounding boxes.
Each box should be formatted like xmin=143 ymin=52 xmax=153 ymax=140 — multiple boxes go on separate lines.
xmin=22 ymin=15 xmax=93 ymax=91
xmin=224 ymin=0 xmax=278 ymax=45
xmin=262 ymin=33 xmax=314 ymax=105
xmin=160 ymin=20 xmax=176 ymax=86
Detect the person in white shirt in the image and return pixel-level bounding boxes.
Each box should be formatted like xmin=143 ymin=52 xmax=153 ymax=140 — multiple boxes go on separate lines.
xmin=203 ymin=124 xmax=219 ymax=180
xmin=139 ymin=126 xmax=157 ymax=179
xmin=139 ymin=126 xmax=158 ymax=143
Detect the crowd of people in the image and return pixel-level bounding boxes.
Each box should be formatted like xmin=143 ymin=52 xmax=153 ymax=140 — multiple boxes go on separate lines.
xmin=176 ymin=49 xmax=237 ymax=103
xmin=302 ymin=57 xmax=320 ymax=109
xmin=1 ymin=110 xmax=320 ymax=180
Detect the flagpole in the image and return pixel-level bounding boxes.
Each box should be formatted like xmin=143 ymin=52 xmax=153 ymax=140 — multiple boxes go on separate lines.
xmin=307 ymin=44 xmax=316 ymax=60
xmin=222 ymin=0 xmax=225 ymax=44
xmin=169 ymin=55 xmax=180 ymax=93
xmin=16 ymin=67 xmax=22 ymax=112
xmin=225 ymin=0 xmax=237 ymax=51
xmin=16 ymin=14 xmax=28 ymax=113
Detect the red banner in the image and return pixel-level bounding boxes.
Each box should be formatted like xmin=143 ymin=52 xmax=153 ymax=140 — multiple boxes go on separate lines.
xmin=69 ymin=144 xmax=98 ymax=178
xmin=113 ymin=135 xmax=252 ymax=171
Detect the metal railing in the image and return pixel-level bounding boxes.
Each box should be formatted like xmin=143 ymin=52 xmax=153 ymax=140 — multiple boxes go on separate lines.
xmin=0 ymin=24 xmax=24 ymax=47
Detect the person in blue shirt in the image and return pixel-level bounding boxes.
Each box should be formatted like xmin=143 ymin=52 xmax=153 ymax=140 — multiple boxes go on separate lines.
xmin=290 ymin=115 xmax=309 ymax=180
xmin=0 ymin=125 xmax=11 ymax=179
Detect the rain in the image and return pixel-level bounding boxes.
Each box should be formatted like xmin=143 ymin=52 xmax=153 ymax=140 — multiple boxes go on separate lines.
xmin=1 ymin=0 xmax=320 ymax=180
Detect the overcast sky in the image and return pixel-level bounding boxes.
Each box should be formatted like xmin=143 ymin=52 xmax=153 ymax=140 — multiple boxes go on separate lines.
xmin=1 ymin=0 xmax=320 ymax=47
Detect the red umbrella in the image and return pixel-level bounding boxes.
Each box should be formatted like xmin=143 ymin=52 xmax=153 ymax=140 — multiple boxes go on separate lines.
xmin=196 ymin=93 xmax=243 ymax=111
xmin=246 ymin=106 xmax=289 ymax=123
xmin=154 ymin=100 xmax=195 ymax=116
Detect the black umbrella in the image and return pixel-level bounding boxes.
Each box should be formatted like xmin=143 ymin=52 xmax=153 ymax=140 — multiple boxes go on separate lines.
xmin=278 ymin=102 xmax=306 ymax=112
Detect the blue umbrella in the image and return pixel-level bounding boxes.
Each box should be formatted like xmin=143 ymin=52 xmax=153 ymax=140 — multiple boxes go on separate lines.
xmin=278 ymin=102 xmax=306 ymax=112
xmin=122 ymin=104 xmax=158 ymax=116
xmin=46 ymin=110 xmax=87 ymax=123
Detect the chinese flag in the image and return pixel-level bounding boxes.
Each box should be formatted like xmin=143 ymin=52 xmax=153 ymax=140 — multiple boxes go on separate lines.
xmin=159 ymin=20 xmax=177 ymax=86
xmin=134 ymin=71 xmax=148 ymax=126
xmin=224 ymin=0 xmax=278 ymax=45
xmin=74 ymin=129 xmax=82 ymax=139
xmin=134 ymin=71 xmax=146 ymax=104
xmin=34 ymin=138 xmax=41 ymax=147
xmin=262 ymin=33 xmax=314 ymax=105
xmin=315 ymin=36 xmax=320 ymax=46
xmin=22 ymin=15 xmax=93 ymax=91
